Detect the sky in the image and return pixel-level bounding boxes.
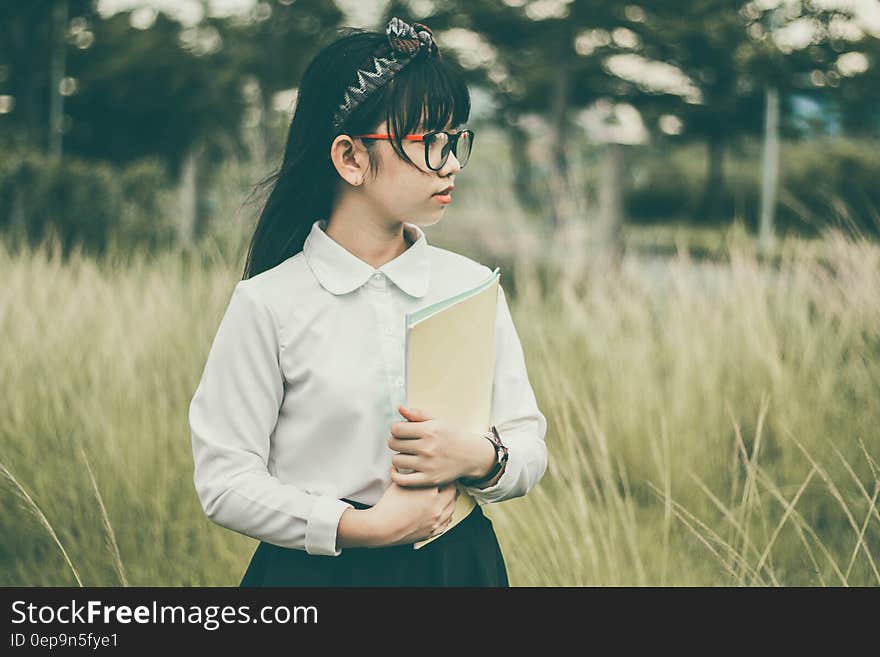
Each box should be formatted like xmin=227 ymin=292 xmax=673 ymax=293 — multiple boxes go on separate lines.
xmin=96 ymin=0 xmax=389 ymax=28
xmin=96 ymin=0 xmax=880 ymax=35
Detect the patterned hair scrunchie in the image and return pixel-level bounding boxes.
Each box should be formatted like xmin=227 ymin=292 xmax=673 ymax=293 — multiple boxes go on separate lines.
xmin=332 ymin=17 xmax=441 ymax=132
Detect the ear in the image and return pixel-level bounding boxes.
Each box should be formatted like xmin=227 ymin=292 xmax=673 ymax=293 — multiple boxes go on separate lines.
xmin=330 ymin=134 xmax=369 ymax=187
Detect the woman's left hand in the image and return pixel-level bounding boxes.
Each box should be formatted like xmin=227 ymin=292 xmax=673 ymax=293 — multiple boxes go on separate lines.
xmin=388 ymin=406 xmax=488 ymax=488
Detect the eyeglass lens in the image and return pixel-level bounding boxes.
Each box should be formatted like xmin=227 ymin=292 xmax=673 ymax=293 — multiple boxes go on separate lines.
xmin=427 ymin=131 xmax=472 ymax=170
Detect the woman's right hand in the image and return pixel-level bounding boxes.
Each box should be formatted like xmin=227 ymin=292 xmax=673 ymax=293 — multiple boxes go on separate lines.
xmin=368 ymin=466 xmax=460 ymax=548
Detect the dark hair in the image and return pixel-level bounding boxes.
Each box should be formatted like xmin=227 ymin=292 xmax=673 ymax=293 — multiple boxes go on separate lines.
xmin=241 ymin=24 xmax=471 ymax=280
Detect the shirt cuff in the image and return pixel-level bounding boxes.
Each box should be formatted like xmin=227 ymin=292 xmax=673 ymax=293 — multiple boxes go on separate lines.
xmin=304 ymin=496 xmax=354 ymax=556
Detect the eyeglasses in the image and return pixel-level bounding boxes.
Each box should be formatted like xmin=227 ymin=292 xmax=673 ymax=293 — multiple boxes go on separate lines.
xmin=352 ymin=128 xmax=475 ymax=171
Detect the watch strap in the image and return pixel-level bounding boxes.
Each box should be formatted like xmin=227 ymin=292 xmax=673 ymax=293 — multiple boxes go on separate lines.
xmin=460 ymin=425 xmax=508 ymax=487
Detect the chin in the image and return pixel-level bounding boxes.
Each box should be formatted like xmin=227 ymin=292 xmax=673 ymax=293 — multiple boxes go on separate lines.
xmin=413 ymin=214 xmax=444 ymax=228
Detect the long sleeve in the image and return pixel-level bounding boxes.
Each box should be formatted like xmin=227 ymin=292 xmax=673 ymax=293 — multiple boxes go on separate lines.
xmin=189 ymin=281 xmax=354 ymax=556
xmin=462 ymin=283 xmax=548 ymax=505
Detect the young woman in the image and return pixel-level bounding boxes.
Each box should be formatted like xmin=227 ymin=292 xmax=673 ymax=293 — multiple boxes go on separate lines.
xmin=188 ymin=17 xmax=548 ymax=587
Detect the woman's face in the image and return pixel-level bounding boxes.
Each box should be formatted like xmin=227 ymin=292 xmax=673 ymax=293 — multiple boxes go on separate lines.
xmin=354 ymin=119 xmax=463 ymax=228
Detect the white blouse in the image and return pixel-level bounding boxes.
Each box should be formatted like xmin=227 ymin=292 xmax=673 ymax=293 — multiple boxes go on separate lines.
xmin=189 ymin=218 xmax=548 ymax=557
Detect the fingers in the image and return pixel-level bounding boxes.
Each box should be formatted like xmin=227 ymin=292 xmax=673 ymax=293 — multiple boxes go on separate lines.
xmin=441 ymin=486 xmax=460 ymax=507
xmin=443 ymin=492 xmax=458 ymax=515
xmin=432 ymin=516 xmax=452 ymax=538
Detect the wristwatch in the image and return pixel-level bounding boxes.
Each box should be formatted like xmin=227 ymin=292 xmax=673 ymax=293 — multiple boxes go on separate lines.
xmin=460 ymin=425 xmax=509 ymax=487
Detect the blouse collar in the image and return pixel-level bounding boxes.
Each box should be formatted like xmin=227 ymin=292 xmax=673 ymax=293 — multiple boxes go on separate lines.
xmin=303 ymin=218 xmax=431 ymax=298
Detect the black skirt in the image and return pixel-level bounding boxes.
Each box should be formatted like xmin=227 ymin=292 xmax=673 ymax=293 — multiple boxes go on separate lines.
xmin=239 ymin=498 xmax=509 ymax=587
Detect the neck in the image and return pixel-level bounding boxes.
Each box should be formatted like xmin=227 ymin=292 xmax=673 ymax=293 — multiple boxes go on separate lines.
xmin=325 ymin=194 xmax=413 ymax=269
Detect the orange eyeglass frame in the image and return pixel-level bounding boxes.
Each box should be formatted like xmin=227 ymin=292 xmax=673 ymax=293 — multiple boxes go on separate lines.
xmin=351 ymin=128 xmax=475 ymax=170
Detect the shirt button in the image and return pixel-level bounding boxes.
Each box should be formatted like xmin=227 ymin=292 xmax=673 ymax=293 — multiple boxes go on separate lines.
xmin=384 ymin=326 xmax=393 ymax=335
xmin=395 ymin=377 xmax=404 ymax=387
xmin=372 ymin=273 xmax=383 ymax=281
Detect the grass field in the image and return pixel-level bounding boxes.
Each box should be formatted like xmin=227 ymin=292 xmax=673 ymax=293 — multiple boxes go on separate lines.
xmin=1 ymin=215 xmax=877 ymax=587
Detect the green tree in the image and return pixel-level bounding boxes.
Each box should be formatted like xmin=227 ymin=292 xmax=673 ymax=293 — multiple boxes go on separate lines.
xmin=0 ymin=0 xmax=94 ymax=152
xmin=630 ymin=0 xmax=857 ymax=222
xmin=64 ymin=11 xmax=247 ymax=176
xmin=831 ymin=31 xmax=880 ymax=137
xmin=220 ymin=0 xmax=345 ymax=165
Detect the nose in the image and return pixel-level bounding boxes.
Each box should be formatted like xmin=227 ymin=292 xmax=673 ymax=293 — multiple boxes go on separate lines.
xmin=440 ymin=150 xmax=462 ymax=176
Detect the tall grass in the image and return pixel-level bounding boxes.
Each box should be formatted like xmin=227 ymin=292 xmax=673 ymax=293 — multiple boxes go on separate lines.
xmin=0 ymin=218 xmax=877 ymax=585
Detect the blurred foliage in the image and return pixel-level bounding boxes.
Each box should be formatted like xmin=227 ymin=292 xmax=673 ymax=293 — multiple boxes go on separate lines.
xmin=63 ymin=11 xmax=248 ymax=177
xmin=385 ymin=0 xmax=871 ymax=223
xmin=627 ymin=136 xmax=880 ymax=238
xmin=1 ymin=0 xmax=879 ymax=251
xmin=0 ymin=0 xmax=94 ymax=150
xmin=0 ymin=146 xmax=175 ymax=256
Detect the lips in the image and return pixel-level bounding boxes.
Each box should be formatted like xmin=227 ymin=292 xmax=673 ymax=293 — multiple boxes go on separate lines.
xmin=433 ymin=185 xmax=454 ymax=196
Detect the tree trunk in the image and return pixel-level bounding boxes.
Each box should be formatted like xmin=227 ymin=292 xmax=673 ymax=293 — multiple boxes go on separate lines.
xmin=759 ymin=85 xmax=780 ymax=255
xmin=10 ymin=185 xmax=27 ymax=247
xmin=594 ymin=141 xmax=625 ymax=267
xmin=177 ymin=140 xmax=205 ymax=246
xmin=547 ymin=37 xmax=573 ymax=235
xmin=257 ymin=83 xmax=271 ymax=168
xmin=48 ymin=0 xmax=68 ymax=160
xmin=701 ymin=132 xmax=726 ymax=222
xmin=507 ymin=120 xmax=542 ymax=214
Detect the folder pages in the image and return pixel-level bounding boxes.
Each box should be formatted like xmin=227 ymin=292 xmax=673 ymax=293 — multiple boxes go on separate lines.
xmin=401 ymin=266 xmax=501 ymax=550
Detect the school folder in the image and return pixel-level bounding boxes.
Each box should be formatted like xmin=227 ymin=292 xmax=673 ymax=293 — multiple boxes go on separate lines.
xmin=399 ymin=266 xmax=501 ymax=549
